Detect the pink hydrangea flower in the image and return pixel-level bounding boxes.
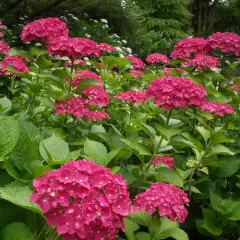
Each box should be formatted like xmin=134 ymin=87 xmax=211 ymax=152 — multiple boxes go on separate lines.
xmin=146 ymin=53 xmax=170 ymax=65
xmin=182 ymin=55 xmax=220 ymax=70
xmin=170 ymin=37 xmax=210 ymax=59
xmin=20 ymin=17 xmax=68 ymax=43
xmin=230 ymin=84 xmax=240 ymax=94
xmin=98 ymin=43 xmax=116 ymax=53
xmin=48 ymin=36 xmax=100 ymax=59
xmin=133 ymin=182 xmax=189 ymax=223
xmin=129 ymin=69 xmax=144 ymax=80
xmin=64 ymin=59 xmax=86 ymax=67
xmin=82 ymin=86 xmax=109 ymax=106
xmin=153 ymin=156 xmax=174 ymax=169
xmin=201 ymin=101 xmax=234 ymax=117
xmin=0 ymin=41 xmax=10 ymax=53
xmin=146 ymin=77 xmax=207 ymax=110
xmin=115 ymin=90 xmax=146 ymax=104
xmin=30 ymin=160 xmax=131 ymax=240
xmin=71 ymin=70 xmax=102 ymax=88
xmin=125 ymin=56 xmax=146 ymax=69
xmin=85 ymin=111 xmax=109 ymax=121
xmin=0 ymin=20 xmax=7 ymax=30
xmin=208 ymin=32 xmax=240 ymax=56
xmin=162 ymin=68 xmax=186 ymax=76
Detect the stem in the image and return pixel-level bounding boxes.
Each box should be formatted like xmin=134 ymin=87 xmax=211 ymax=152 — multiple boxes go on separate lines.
xmin=188 ymin=169 xmax=196 ymax=197
xmin=37 ymin=223 xmax=48 ymax=240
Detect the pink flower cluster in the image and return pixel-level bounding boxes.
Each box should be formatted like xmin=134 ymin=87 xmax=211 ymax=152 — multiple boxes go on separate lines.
xmin=125 ymin=56 xmax=146 ymax=69
xmin=0 ymin=20 xmax=7 ymax=38
xmin=153 ymin=156 xmax=174 ymax=169
xmin=54 ymin=96 xmax=109 ymax=121
xmin=82 ymin=86 xmax=109 ymax=106
xmin=183 ymin=55 xmax=220 ymax=70
xmin=146 ymin=53 xmax=170 ymax=65
xmin=162 ymin=68 xmax=186 ymax=77
xmin=147 ymin=77 xmax=207 ymax=110
xmin=20 ymin=17 xmax=68 ymax=43
xmin=71 ymin=70 xmax=102 ymax=88
xmin=129 ymin=70 xmax=144 ymax=80
xmin=208 ymin=32 xmax=240 ymax=56
xmin=98 ymin=43 xmax=116 ymax=53
xmin=170 ymin=38 xmax=210 ymax=59
xmin=0 ymin=41 xmax=10 ymax=54
xmin=115 ymin=90 xmax=146 ymax=104
xmin=133 ymin=182 xmax=189 ymax=223
xmin=48 ymin=36 xmax=100 ymax=59
xmin=64 ymin=59 xmax=86 ymax=67
xmin=201 ymin=101 xmax=234 ymax=117
xmin=30 ymin=160 xmax=131 ymax=240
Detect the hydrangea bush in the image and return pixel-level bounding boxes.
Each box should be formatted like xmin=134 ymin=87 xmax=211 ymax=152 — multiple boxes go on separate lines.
xmin=0 ymin=17 xmax=240 ymax=240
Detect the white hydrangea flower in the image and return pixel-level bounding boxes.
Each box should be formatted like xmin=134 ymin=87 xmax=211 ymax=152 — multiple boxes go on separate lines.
xmin=83 ymin=27 xmax=87 ymax=30
xmin=35 ymin=43 xmax=42 ymax=47
xmin=85 ymin=34 xmax=91 ymax=38
xmin=126 ymin=47 xmax=132 ymax=53
xmin=100 ymin=19 xmax=108 ymax=24
xmin=94 ymin=20 xmax=98 ymax=23
xmin=122 ymin=39 xmax=127 ymax=44
xmin=72 ymin=16 xmax=79 ymax=21
xmin=119 ymin=54 xmax=124 ymax=58
xmin=115 ymin=47 xmax=123 ymax=53
xmin=113 ymin=34 xmax=120 ymax=38
xmin=84 ymin=57 xmax=89 ymax=61
xmin=20 ymin=17 xmax=25 ymax=21
xmin=86 ymin=62 xmax=91 ymax=66
xmin=104 ymin=24 xmax=109 ymax=28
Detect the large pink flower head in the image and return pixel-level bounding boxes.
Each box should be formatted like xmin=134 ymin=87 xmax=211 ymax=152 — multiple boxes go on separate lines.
xmin=85 ymin=111 xmax=109 ymax=121
xmin=208 ymin=32 xmax=240 ymax=56
xmin=0 ymin=41 xmax=10 ymax=53
xmin=125 ymin=56 xmax=146 ymax=69
xmin=30 ymin=160 xmax=131 ymax=240
xmin=162 ymin=68 xmax=186 ymax=77
xmin=115 ymin=90 xmax=146 ymax=104
xmin=183 ymin=55 xmax=221 ymax=71
xmin=129 ymin=69 xmax=144 ymax=80
xmin=0 ymin=55 xmax=29 ymax=74
xmin=71 ymin=70 xmax=102 ymax=88
xmin=146 ymin=77 xmax=207 ymax=110
xmin=201 ymin=101 xmax=234 ymax=117
xmin=133 ymin=182 xmax=189 ymax=223
xmin=146 ymin=53 xmax=170 ymax=65
xmin=48 ymin=36 xmax=100 ymax=59
xmin=64 ymin=59 xmax=86 ymax=67
xmin=98 ymin=43 xmax=116 ymax=53
xmin=20 ymin=17 xmax=68 ymax=43
xmin=170 ymin=37 xmax=210 ymax=59
xmin=153 ymin=156 xmax=174 ymax=169
xmin=82 ymin=86 xmax=110 ymax=106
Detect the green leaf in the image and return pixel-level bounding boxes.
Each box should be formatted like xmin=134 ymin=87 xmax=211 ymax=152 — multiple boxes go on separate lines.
xmin=200 ymin=208 xmax=223 ymax=236
xmin=171 ymin=136 xmax=198 ymax=150
xmin=36 ymin=55 xmax=54 ymax=69
xmin=0 ymin=117 xmax=19 ymax=158
xmin=129 ymin=211 xmax=152 ymax=227
xmin=0 ymin=222 xmax=33 ymax=240
xmin=8 ymin=48 xmax=32 ymax=59
xmin=0 ymin=97 xmax=12 ymax=111
xmin=83 ymin=139 xmax=108 ymax=165
xmin=208 ymin=144 xmax=235 ymax=156
xmin=195 ymin=125 xmax=211 ymax=143
xmin=124 ymin=217 xmax=139 ymax=240
xmin=37 ymin=96 xmax=54 ymax=109
xmin=121 ymin=139 xmax=151 ymax=155
xmin=155 ymin=124 xmax=182 ymax=140
xmin=76 ymin=78 xmax=101 ymax=92
xmin=155 ymin=167 xmax=183 ymax=187
xmin=90 ymin=125 xmax=106 ymax=133
xmin=39 ymin=135 xmax=69 ymax=163
xmin=104 ymin=148 xmax=122 ymax=166
xmin=29 ymin=47 xmax=48 ymax=57
xmin=135 ymin=232 xmax=151 ymax=240
xmin=0 ymin=182 xmax=41 ymax=214
xmin=157 ymin=227 xmax=189 ymax=240
xmin=103 ymin=56 xmax=130 ymax=72
xmin=210 ymin=133 xmax=234 ymax=146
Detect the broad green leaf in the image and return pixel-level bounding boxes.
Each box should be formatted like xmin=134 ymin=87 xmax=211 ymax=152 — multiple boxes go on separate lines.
xmin=130 ymin=211 xmax=152 ymax=227
xmin=83 ymin=139 xmax=108 ymax=165
xmin=9 ymin=48 xmax=32 ymax=59
xmin=0 ymin=222 xmax=33 ymax=240
xmin=200 ymin=209 xmax=223 ymax=236
xmin=0 ymin=182 xmax=41 ymax=214
xmin=36 ymin=55 xmax=54 ymax=69
xmin=37 ymin=96 xmax=54 ymax=108
xmin=157 ymin=227 xmax=189 ymax=240
xmin=155 ymin=124 xmax=182 ymax=140
xmin=210 ymin=133 xmax=234 ymax=146
xmin=104 ymin=148 xmax=122 ymax=166
xmin=171 ymin=136 xmax=197 ymax=150
xmin=208 ymin=144 xmax=235 ymax=156
xmin=0 ymin=117 xmax=19 ymax=157
xmin=111 ymin=166 xmax=121 ymax=173
xmin=135 ymin=232 xmax=151 ymax=240
xmin=121 ymin=139 xmax=151 ymax=155
xmin=124 ymin=217 xmax=139 ymax=240
xmin=76 ymin=78 xmax=101 ymax=92
xmin=195 ymin=125 xmax=211 ymax=143
xmin=90 ymin=124 xmax=106 ymax=133
xmin=155 ymin=167 xmax=183 ymax=187
xmin=29 ymin=47 xmax=48 ymax=56
xmin=39 ymin=135 xmax=69 ymax=163
xmin=103 ymin=56 xmax=130 ymax=72
xmin=0 ymin=97 xmax=12 ymax=111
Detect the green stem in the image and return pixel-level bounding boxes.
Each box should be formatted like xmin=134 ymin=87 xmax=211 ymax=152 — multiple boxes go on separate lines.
xmin=37 ymin=223 xmax=48 ymax=240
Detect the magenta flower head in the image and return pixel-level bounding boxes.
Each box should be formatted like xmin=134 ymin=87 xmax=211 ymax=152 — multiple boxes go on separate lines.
xmin=146 ymin=53 xmax=170 ymax=65
xmin=0 ymin=41 xmax=10 ymax=54
xmin=133 ymin=182 xmax=189 ymax=223
xmin=170 ymin=37 xmax=210 ymax=59
xmin=64 ymin=59 xmax=86 ymax=67
xmin=48 ymin=36 xmax=100 ymax=59
xmin=98 ymin=43 xmax=116 ymax=53
xmin=153 ymin=156 xmax=174 ymax=169
xmin=146 ymin=77 xmax=207 ymax=110
xmin=85 ymin=110 xmax=109 ymax=121
xmin=182 ymin=55 xmax=220 ymax=71
xmin=201 ymin=101 xmax=234 ymax=117
xmin=115 ymin=90 xmax=146 ymax=104
xmin=207 ymin=32 xmax=240 ymax=56
xmin=20 ymin=17 xmax=68 ymax=43
xmin=125 ymin=56 xmax=146 ymax=69
xmin=129 ymin=69 xmax=144 ymax=80
xmin=30 ymin=160 xmax=131 ymax=240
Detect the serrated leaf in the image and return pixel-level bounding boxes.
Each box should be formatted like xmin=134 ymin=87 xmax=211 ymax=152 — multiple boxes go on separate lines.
xmin=195 ymin=125 xmax=211 ymax=143
xmin=208 ymin=144 xmax=235 ymax=156
xmin=0 ymin=117 xmax=19 ymax=157
xmin=36 ymin=55 xmax=54 ymax=69
xmin=76 ymin=78 xmax=101 ymax=92
xmin=0 ymin=222 xmax=33 ymax=240
xmin=155 ymin=124 xmax=182 ymax=140
xmin=0 ymin=182 xmax=41 ymax=214
xmin=104 ymin=148 xmax=122 ymax=166
xmin=124 ymin=217 xmax=139 ymax=240
xmin=0 ymin=97 xmax=12 ymax=110
xmin=210 ymin=133 xmax=234 ymax=146
xmin=121 ymin=139 xmax=151 ymax=155
xmin=135 ymin=232 xmax=151 ymax=240
xmin=130 ymin=211 xmax=152 ymax=227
